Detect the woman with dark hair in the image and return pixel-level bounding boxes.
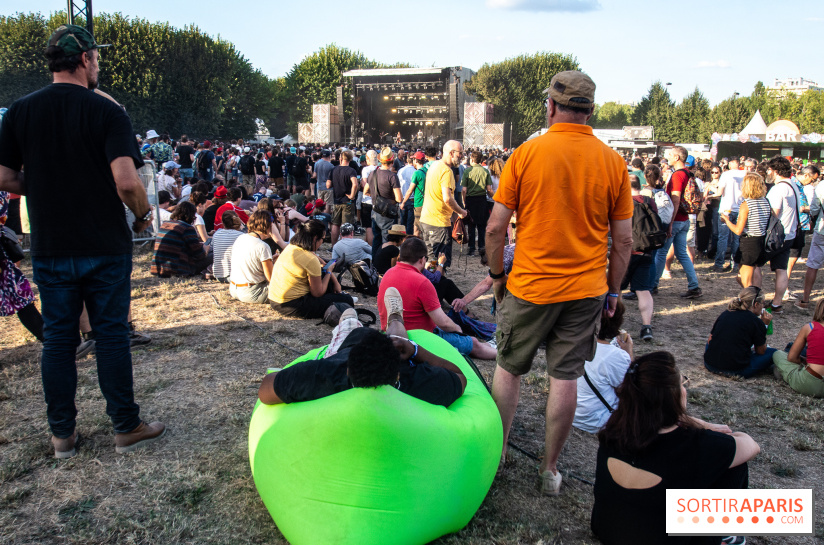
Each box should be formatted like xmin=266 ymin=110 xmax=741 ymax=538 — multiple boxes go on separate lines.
xmin=212 ymin=211 xmax=244 ymax=283
xmin=704 ymin=286 xmax=774 ymax=378
xmin=771 ymin=298 xmax=824 ymax=398
xmin=189 ymin=191 xmax=210 ymax=243
xmin=591 ymin=351 xmax=758 ymax=545
xmin=255 ymin=152 xmax=268 ymax=194
xmin=268 ymin=219 xmax=354 ymax=318
xmin=373 ymin=224 xmax=408 ymax=275
xmin=151 ymin=201 xmax=211 ymax=277
xmin=229 ymin=210 xmax=275 ymax=304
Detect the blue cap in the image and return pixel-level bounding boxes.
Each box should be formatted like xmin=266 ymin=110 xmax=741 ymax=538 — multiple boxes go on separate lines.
xmin=685 ymin=155 xmax=696 ymax=167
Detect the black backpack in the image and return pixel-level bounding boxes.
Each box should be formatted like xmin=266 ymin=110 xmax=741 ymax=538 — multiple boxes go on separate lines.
xmin=239 ymin=154 xmax=255 ymax=175
xmin=349 ymin=260 xmax=380 ymax=296
xmin=632 ymin=197 xmax=667 ymax=254
xmin=763 ymin=212 xmax=786 ymax=255
xmin=317 ymin=302 xmax=377 ymax=327
xmin=197 ymin=151 xmax=212 ymax=171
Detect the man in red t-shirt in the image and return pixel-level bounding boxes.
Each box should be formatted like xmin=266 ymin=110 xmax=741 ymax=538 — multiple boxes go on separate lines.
xmin=653 ymin=146 xmax=702 ymax=298
xmin=377 ymin=237 xmax=497 ymax=359
xmin=214 ymin=186 xmax=249 ymax=230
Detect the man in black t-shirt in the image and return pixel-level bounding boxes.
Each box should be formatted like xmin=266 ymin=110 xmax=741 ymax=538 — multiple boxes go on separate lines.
xmin=292 ymin=148 xmax=310 ymax=196
xmin=0 ymin=24 xmax=166 ymax=459
xmin=328 ymin=149 xmax=360 ymax=244
xmin=176 ymin=136 xmax=195 ymax=181
xmin=268 ymin=151 xmax=285 ymax=186
xmin=258 ymin=289 xmax=466 ymax=407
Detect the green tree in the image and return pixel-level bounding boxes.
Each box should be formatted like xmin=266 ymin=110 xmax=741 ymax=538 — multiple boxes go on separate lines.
xmin=796 ymin=90 xmax=824 ymax=134
xmin=631 ymin=81 xmax=675 ymax=140
xmin=589 ymin=101 xmax=634 ymax=129
xmin=464 ymin=51 xmax=579 ymax=145
xmin=0 ymin=12 xmax=51 ymax=106
xmin=672 ymin=87 xmax=710 ymax=143
xmin=706 ymin=95 xmax=752 ymax=136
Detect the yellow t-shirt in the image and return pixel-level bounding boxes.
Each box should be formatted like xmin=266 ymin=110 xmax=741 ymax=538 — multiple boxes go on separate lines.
xmin=494 ymin=123 xmax=632 ymax=304
xmin=268 ymin=244 xmax=322 ymax=304
xmin=419 ymin=160 xmax=456 ymax=227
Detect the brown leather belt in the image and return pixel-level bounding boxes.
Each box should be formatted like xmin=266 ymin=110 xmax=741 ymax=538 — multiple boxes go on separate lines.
xmin=231 ymin=281 xmax=251 ymax=288
xmin=805 ymin=366 xmax=823 ymax=380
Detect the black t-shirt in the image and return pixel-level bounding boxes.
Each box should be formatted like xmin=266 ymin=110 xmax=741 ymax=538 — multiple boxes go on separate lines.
xmin=203 ymin=204 xmax=219 ymax=232
xmin=369 ymin=168 xmax=401 ymax=202
xmin=255 ymin=160 xmax=266 ymax=175
xmin=176 ymin=144 xmax=195 ymax=168
xmin=295 ymin=157 xmax=309 ymax=181
xmin=348 ymin=159 xmax=361 ymax=176
xmin=704 ymin=310 xmax=767 ymax=371
xmin=0 ymin=83 xmax=143 ymax=256
xmin=269 ymin=156 xmax=284 ymax=178
xmin=331 ymin=165 xmax=358 ymax=204
xmin=272 ymin=327 xmax=462 ymax=407
xmin=592 ymin=427 xmax=740 ymax=545
xmin=374 ymin=245 xmax=400 ymax=275
xmin=312 ymin=212 xmax=332 ymax=233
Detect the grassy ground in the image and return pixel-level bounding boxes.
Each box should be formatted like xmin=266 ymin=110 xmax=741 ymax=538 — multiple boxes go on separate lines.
xmin=1 ymin=243 xmax=823 ymax=544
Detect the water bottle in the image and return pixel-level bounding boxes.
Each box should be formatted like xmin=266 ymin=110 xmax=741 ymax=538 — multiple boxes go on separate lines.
xmin=765 ymin=307 xmax=774 ymax=335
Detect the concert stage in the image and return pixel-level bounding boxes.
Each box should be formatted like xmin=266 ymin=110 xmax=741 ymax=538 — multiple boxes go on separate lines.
xmin=341 ymin=67 xmax=475 ymax=148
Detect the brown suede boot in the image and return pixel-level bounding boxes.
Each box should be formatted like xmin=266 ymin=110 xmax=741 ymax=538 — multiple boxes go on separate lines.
xmin=114 ymin=421 xmax=166 ymax=454
xmin=52 ymin=431 xmax=79 ymax=459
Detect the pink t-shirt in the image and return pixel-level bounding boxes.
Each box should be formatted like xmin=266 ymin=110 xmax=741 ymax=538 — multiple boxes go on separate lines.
xmin=378 ymin=262 xmax=440 ymax=331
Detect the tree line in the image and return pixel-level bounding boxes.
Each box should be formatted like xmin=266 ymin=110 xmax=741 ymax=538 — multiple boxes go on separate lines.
xmin=3 ymin=12 xmax=822 ymax=145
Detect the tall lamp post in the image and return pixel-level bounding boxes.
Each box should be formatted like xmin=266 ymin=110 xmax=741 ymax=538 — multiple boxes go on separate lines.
xmin=67 ymin=0 xmax=93 ymax=34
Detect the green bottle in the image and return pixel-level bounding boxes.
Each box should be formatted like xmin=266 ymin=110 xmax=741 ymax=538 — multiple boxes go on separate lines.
xmin=765 ymin=307 xmax=774 ymax=335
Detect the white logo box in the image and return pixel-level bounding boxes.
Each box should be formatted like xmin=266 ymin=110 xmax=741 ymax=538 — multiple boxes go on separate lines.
xmin=665 ymin=489 xmax=813 ymax=536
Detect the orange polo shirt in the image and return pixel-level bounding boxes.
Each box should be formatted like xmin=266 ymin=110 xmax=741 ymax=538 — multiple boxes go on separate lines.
xmin=494 ymin=123 xmax=632 ymax=304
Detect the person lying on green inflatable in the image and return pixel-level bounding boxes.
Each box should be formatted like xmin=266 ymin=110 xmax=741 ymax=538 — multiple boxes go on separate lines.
xmin=258 ymin=287 xmax=468 ymax=407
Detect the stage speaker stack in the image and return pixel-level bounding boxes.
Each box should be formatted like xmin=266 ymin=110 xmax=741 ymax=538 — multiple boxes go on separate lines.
xmin=298 ymin=104 xmax=341 ymax=144
xmin=463 ymin=103 xmax=504 ymax=149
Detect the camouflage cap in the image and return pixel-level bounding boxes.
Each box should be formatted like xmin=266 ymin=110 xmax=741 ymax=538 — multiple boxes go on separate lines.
xmin=47 ymin=24 xmax=110 ymax=57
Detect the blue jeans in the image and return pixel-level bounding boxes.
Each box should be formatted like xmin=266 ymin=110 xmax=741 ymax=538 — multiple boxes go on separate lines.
xmin=705 ymin=347 xmax=777 ymax=378
xmin=655 ymin=220 xmax=699 ymax=290
xmin=372 ymin=211 xmax=396 ymax=258
xmin=31 ymin=255 xmax=140 ymax=438
xmin=400 ymin=201 xmax=415 ymax=235
xmin=179 ymin=168 xmax=194 ymax=181
xmin=715 ymin=211 xmax=739 ymax=267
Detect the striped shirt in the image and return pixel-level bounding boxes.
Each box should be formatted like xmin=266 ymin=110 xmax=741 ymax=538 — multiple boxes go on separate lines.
xmin=745 ymin=198 xmax=771 ymax=236
xmin=212 ymin=228 xmax=243 ymax=280
xmin=151 ymin=220 xmax=207 ymax=277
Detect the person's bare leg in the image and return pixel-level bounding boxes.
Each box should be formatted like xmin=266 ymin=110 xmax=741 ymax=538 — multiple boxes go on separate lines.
xmin=331 ymin=225 xmax=340 ymax=246
xmin=365 ymin=227 xmax=373 ymax=245
xmin=773 ymin=269 xmax=788 ymax=307
xmin=79 ymin=304 xmax=92 ymax=334
xmin=539 ymin=377 xmax=577 ymax=475
xmin=491 ymin=365 xmax=521 ymax=462
xmin=665 ymin=244 xmax=674 ymax=272
xmin=687 ymin=245 xmax=696 ymax=263
xmin=738 ymin=265 xmax=754 ymax=288
xmin=787 ymin=257 xmax=798 ymax=279
xmin=802 ymin=267 xmax=818 ymax=304
xmin=469 ymin=337 xmax=497 ymax=360
xmin=752 ymin=266 xmax=763 ymax=288
xmin=637 ymin=290 xmax=653 ymax=325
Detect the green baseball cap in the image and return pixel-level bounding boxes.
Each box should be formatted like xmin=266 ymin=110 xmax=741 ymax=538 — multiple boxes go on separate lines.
xmin=47 ymin=24 xmax=110 ymax=57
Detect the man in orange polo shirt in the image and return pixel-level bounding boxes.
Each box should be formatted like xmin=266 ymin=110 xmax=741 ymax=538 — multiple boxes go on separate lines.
xmin=486 ymin=71 xmax=633 ymax=496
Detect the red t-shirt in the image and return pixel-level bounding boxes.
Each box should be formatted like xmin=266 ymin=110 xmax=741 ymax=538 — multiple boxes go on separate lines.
xmin=377 ymin=262 xmax=440 ymax=331
xmin=666 ymin=169 xmax=690 ymax=222
xmin=213 ymin=202 xmax=249 ymax=230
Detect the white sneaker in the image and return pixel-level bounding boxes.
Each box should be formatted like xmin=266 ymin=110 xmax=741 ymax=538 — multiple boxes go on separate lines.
xmin=783 ymin=290 xmax=798 ymax=302
xmin=661 ymin=270 xmax=672 ymax=280
xmin=539 ymin=469 xmax=562 ymax=496
xmin=384 ymin=287 xmax=404 ymax=322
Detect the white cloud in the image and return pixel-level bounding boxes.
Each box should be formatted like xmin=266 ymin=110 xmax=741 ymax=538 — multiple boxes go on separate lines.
xmin=695 ymin=60 xmax=731 ymax=69
xmin=486 ymin=0 xmax=601 ymax=12
xmin=806 ymin=17 xmax=824 ymax=22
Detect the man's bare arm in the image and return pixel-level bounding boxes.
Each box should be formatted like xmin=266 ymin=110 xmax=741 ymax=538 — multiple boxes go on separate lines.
xmin=606 ymin=217 xmax=633 ymax=317
xmin=0 ymin=165 xmax=25 ymax=194
xmin=485 ymin=202 xmax=515 ymax=302
xmin=442 ymin=184 xmax=467 ymax=217
xmin=111 ymin=156 xmax=152 ymax=232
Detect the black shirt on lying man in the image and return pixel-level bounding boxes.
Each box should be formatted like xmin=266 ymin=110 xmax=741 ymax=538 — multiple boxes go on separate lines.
xmin=259 ymin=327 xmax=465 ymax=407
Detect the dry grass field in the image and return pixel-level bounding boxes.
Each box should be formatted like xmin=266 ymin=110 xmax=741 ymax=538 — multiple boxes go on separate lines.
xmin=1 ymin=243 xmax=823 ymax=544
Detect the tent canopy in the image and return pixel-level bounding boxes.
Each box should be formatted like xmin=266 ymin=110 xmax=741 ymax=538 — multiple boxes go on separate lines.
xmin=741 ymin=110 xmax=767 ymax=135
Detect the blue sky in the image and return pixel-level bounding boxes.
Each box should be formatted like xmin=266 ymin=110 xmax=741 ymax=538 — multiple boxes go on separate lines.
xmin=7 ymin=0 xmax=823 ymax=106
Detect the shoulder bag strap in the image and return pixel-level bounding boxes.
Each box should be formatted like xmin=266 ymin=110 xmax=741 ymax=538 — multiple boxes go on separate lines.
xmin=583 ymin=371 xmax=614 ymax=413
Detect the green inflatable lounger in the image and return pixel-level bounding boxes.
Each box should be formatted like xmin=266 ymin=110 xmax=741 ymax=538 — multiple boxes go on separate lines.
xmin=249 ymin=329 xmax=503 ymax=545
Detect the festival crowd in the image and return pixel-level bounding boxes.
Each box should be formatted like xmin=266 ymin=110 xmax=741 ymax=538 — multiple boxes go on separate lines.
xmin=1 ymin=24 xmax=823 ymax=545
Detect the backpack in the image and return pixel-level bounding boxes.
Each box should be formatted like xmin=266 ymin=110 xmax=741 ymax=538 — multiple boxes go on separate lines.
xmin=197 ymin=151 xmax=212 ymax=171
xmin=291 ymin=158 xmax=304 ymax=177
xmin=631 ymin=197 xmax=667 ymax=254
xmin=653 ymin=190 xmax=674 ymax=225
xmin=763 ymin=211 xmax=786 ymax=255
xmin=239 ymin=154 xmax=255 ymax=175
xmin=679 ymin=173 xmax=703 ymax=215
xmin=318 ymin=302 xmax=377 ymax=327
xmin=349 ymin=259 xmax=380 ymax=296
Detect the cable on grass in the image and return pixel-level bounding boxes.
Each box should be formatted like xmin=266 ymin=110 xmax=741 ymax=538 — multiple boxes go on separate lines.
xmin=463 ymin=355 xmax=595 ymax=488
